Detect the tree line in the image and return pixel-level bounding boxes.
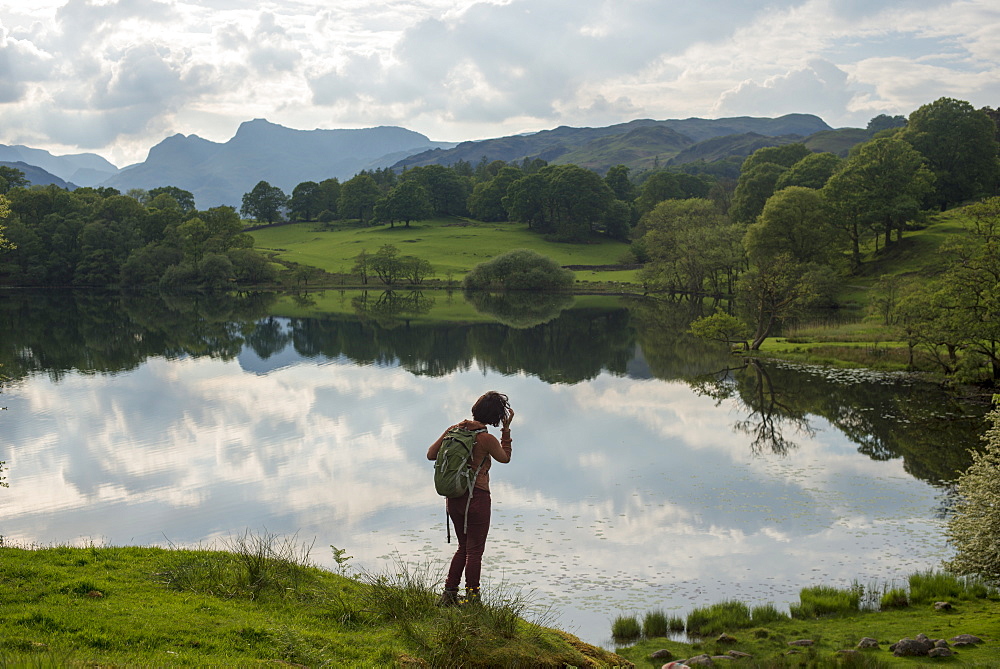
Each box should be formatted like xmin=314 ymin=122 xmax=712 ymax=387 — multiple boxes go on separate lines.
xmin=651 ymin=97 xmax=1000 ymax=385
xmin=0 ymin=183 xmax=276 ymax=290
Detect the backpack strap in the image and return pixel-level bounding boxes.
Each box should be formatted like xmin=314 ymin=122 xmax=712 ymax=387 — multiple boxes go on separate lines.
xmin=462 ymin=429 xmax=490 ymax=535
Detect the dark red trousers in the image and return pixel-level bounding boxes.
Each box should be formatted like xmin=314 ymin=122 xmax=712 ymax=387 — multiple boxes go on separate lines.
xmin=445 ymin=488 xmax=491 ymax=590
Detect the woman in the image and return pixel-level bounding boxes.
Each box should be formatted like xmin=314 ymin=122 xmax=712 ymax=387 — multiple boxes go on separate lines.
xmin=427 ymin=390 xmax=514 ymax=605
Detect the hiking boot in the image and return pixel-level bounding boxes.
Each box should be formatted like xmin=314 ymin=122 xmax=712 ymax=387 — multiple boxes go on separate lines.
xmin=463 ymin=587 xmax=481 ymax=605
xmin=436 ymin=588 xmax=459 ymax=607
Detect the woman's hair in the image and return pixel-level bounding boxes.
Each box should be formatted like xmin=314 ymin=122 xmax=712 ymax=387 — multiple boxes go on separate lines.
xmin=471 ymin=391 xmax=510 ymax=427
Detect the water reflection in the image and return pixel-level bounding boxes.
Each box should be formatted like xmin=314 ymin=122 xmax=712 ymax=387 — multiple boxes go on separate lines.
xmin=0 ymin=289 xmax=990 ymax=646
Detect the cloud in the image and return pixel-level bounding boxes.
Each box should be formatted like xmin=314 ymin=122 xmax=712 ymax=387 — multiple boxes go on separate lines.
xmin=714 ymin=59 xmax=859 ymax=122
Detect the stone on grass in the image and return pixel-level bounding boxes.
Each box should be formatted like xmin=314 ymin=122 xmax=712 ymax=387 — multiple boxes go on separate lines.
xmin=716 ymin=633 xmax=738 ymax=644
xmin=787 ymin=639 xmax=813 ymax=647
xmin=950 ymin=634 xmax=982 ymax=645
xmin=933 ymin=601 xmax=953 ymax=610
xmin=892 ymin=638 xmax=934 ymax=657
xmin=857 ymin=637 xmax=879 ymax=649
xmin=727 ymin=650 xmax=752 ymax=659
xmin=928 ymin=647 xmax=955 ymax=658
xmin=651 ymin=649 xmax=674 ymax=659
xmin=684 ymin=654 xmax=714 ymax=666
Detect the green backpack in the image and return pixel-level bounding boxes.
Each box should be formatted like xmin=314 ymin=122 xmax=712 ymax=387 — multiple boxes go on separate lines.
xmin=433 ymin=426 xmax=487 ymax=542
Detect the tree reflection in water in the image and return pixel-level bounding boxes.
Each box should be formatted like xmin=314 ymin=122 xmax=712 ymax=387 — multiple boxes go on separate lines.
xmin=690 ymin=358 xmax=814 ymax=455
xmin=0 ymin=289 xmax=989 ymax=484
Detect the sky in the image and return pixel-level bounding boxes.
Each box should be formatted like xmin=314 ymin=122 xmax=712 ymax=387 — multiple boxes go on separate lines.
xmin=0 ymin=0 xmax=998 ymax=167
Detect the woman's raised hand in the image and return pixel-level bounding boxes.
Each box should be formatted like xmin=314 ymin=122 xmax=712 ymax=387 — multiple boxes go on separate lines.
xmin=502 ymin=408 xmax=515 ymax=429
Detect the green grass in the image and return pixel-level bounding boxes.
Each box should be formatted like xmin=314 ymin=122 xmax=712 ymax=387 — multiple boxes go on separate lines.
xmin=686 ymin=600 xmax=752 ymax=636
xmin=0 ymin=539 xmax=628 ymax=667
xmin=249 ymin=217 xmax=638 ymax=284
xmin=619 ymin=592 xmax=1000 ymax=667
xmin=790 ymin=585 xmax=861 ymax=619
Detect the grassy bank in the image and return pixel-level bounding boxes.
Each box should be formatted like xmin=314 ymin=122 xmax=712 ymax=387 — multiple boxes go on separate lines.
xmin=615 ymin=573 xmax=1000 ymax=667
xmin=0 ymin=538 xmax=628 ymax=667
xmin=248 ymin=218 xmax=639 ymax=288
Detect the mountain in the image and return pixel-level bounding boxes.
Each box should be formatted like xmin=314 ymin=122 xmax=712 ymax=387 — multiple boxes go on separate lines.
xmin=0 ymin=161 xmax=75 ymax=189
xmin=0 ymin=144 xmax=118 ymax=186
xmin=101 ymin=120 xmax=453 ymax=209
xmin=394 ymin=114 xmax=837 ymax=174
xmin=667 ymin=132 xmax=802 ymax=166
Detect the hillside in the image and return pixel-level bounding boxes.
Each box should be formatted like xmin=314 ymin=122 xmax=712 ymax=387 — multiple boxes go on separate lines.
xmin=0 ymin=144 xmax=117 ymax=186
xmin=0 ymin=161 xmax=75 ymax=190
xmin=101 ymin=120 xmax=453 ymax=209
xmin=394 ymin=114 xmax=838 ymax=174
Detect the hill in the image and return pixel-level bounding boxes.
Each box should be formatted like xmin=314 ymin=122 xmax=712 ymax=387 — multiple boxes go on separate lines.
xmin=0 ymin=161 xmax=75 ymax=189
xmin=394 ymin=114 xmax=838 ymax=174
xmin=101 ymin=120 xmax=454 ymax=209
xmin=0 ymin=144 xmax=117 ymax=186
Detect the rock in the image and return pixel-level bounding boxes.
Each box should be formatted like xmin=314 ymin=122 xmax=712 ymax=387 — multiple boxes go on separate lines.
xmin=893 ymin=638 xmax=934 ymax=657
xmin=651 ymin=649 xmax=674 ymax=659
xmin=950 ymin=634 xmax=982 ymax=645
xmin=857 ymin=637 xmax=879 ymax=649
xmin=933 ymin=601 xmax=953 ymax=610
xmin=716 ymin=633 xmax=738 ymax=644
xmin=915 ymin=633 xmax=931 ymax=644
xmin=787 ymin=639 xmax=814 ymax=647
xmin=684 ymin=654 xmax=714 ymax=666
xmin=726 ymin=650 xmax=752 ymax=659
xmin=928 ymin=647 xmax=955 ymax=658
xmin=86 ymin=590 xmax=104 ymax=598
xmin=934 ymin=639 xmax=950 ymax=648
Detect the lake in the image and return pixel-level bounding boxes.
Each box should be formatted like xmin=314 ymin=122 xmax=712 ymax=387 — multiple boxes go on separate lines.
xmin=0 ymin=288 xmax=990 ymax=647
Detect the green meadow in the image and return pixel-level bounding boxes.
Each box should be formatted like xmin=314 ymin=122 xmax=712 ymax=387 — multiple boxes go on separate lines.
xmin=248 ymin=217 xmax=638 ymax=285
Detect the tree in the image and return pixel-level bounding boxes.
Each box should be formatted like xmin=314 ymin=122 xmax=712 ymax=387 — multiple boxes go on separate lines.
xmin=463 ymin=249 xmax=574 ymax=291
xmin=0 ymin=194 xmax=13 ymax=252
xmin=468 ymin=166 xmax=522 ymax=222
xmin=241 ymin=180 xmax=287 ymax=223
xmin=604 ymin=164 xmax=636 ymax=201
xmin=738 ymin=253 xmax=816 ymax=349
xmin=946 ymin=399 xmax=1000 ymax=579
xmin=338 ymin=173 xmax=381 ymax=223
xmin=823 ymin=136 xmax=934 ymax=268
xmin=352 ymin=249 xmax=372 ymax=285
xmin=866 ymin=114 xmax=906 ymax=134
xmin=376 ymin=180 xmax=433 ymax=227
xmin=744 ymin=186 xmax=835 ymax=265
xmin=290 ymin=181 xmax=323 ymax=221
xmin=540 ymin=164 xmax=615 ymax=241
xmin=400 ymin=256 xmax=433 ymax=284
xmin=502 ymin=173 xmax=546 ymax=228
xmin=401 ymin=165 xmax=470 ymax=217
xmin=903 ymin=97 xmax=999 ymax=209
xmin=729 ymin=162 xmax=787 ymax=225
xmin=635 ymin=172 xmax=683 ymax=215
xmin=148 ymin=186 xmax=196 ymax=212
xmin=370 ymin=244 xmax=403 ymax=285
xmin=775 ymin=153 xmax=842 ymax=190
xmin=689 ymin=308 xmax=751 ymax=349
xmin=0 ymin=166 xmax=28 ymax=194
xmin=741 ymin=143 xmax=811 ymax=173
xmin=637 ymin=198 xmax=738 ymax=295
xmin=932 ymin=197 xmax=1000 ymax=380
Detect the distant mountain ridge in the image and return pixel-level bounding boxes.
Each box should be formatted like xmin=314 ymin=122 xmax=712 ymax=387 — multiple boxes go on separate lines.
xmin=102 ymin=120 xmax=454 ymax=209
xmin=393 ymin=113 xmax=837 ymax=173
xmin=4 ymin=114 xmax=869 ymax=211
xmin=0 ymin=161 xmax=75 ymax=190
xmin=0 ymin=144 xmax=118 ymax=186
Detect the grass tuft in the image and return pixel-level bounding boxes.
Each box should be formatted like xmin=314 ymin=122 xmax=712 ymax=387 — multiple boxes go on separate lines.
xmin=686 ymin=600 xmax=751 ymax=636
xmin=790 ymin=584 xmax=860 ymax=619
xmin=610 ymin=614 xmax=642 ymax=641
xmin=641 ymin=609 xmax=670 ymax=638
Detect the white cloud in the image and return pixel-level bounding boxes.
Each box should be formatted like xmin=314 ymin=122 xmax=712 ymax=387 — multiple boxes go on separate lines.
xmin=0 ymin=0 xmax=998 ymax=164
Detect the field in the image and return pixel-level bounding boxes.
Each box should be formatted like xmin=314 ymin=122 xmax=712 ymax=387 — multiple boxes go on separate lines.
xmin=248 ymin=217 xmax=638 ymax=284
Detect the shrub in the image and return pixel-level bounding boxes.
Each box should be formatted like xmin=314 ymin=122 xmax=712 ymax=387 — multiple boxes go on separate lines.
xmin=610 ymin=614 xmax=641 ymax=641
xmin=463 ymin=249 xmax=574 ymax=292
xmin=686 ymin=600 xmax=751 ymax=636
xmin=946 ymin=400 xmax=1000 ymax=580
xmin=641 ymin=609 xmax=669 ymax=638
xmin=908 ymin=569 xmax=997 ymax=603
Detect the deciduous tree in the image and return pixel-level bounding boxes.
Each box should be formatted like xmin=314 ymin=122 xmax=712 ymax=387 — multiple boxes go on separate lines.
xmin=241 ymin=180 xmax=288 ymax=224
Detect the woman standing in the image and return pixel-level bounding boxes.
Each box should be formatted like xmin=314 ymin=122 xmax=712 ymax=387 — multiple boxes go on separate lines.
xmin=427 ymin=391 xmax=514 ymax=605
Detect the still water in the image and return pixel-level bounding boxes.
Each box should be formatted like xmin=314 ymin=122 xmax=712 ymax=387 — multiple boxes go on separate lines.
xmin=0 ymin=289 xmax=989 ymax=646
